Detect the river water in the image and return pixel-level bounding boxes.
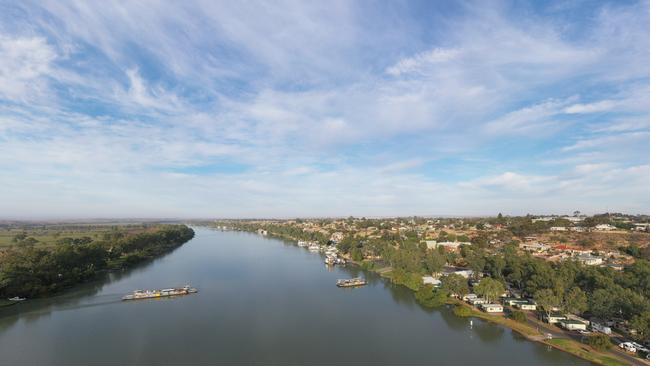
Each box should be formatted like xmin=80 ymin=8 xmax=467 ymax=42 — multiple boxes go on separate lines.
xmin=0 ymin=227 xmax=590 ymax=366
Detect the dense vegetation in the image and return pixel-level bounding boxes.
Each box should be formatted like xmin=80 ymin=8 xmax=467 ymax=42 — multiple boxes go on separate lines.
xmin=0 ymin=225 xmax=194 ymax=298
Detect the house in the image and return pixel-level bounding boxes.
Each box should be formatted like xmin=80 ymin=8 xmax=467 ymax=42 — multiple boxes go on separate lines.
xmin=514 ymin=301 xmax=537 ymax=311
xmin=570 ymin=226 xmax=587 ymax=232
xmin=463 ymin=293 xmax=478 ymax=301
xmin=481 ymin=303 xmax=504 ymax=313
xmin=422 ymin=276 xmax=441 ymax=287
xmin=502 ymin=298 xmax=536 ymax=310
xmin=594 ymin=224 xmax=616 ymax=231
xmin=450 ymin=269 xmax=474 ymax=279
xmin=469 ymin=297 xmax=488 ymax=306
xmin=543 ymin=312 xmax=567 ymax=324
xmin=425 ymin=241 xmax=467 ymax=251
xmin=519 ymin=242 xmax=550 ymax=253
xmin=576 ymin=254 xmax=604 ymax=266
xmin=550 ymin=226 xmax=567 ymax=231
xmin=559 ymin=319 xmax=588 ymax=331
xmin=502 ymin=297 xmax=523 ymax=306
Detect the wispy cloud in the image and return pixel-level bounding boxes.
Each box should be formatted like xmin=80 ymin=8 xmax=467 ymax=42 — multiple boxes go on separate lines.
xmin=0 ymin=0 xmax=649 ymax=218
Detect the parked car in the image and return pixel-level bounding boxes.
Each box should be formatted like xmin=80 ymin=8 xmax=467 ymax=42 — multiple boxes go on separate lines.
xmin=619 ymin=342 xmax=637 ymax=353
xmin=630 ymin=342 xmax=649 ymax=353
xmin=578 ymin=330 xmax=591 ymax=335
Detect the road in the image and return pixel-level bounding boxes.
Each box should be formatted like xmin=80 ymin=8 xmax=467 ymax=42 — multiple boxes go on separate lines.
xmin=523 ymin=311 xmax=649 ymax=366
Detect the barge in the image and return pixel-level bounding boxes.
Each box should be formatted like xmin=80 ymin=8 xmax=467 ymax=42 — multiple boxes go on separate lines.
xmin=336 ymin=278 xmax=367 ymax=287
xmin=122 ymin=285 xmax=198 ymax=301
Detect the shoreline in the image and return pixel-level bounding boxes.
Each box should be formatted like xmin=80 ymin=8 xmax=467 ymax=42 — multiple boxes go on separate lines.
xmin=257 ymin=229 xmax=637 ymax=366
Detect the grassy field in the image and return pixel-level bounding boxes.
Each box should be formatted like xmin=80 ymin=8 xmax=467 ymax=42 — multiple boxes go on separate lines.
xmin=547 ymin=339 xmax=631 ymax=366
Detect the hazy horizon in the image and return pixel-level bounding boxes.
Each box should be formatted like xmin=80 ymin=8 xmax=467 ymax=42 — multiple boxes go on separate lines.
xmin=1 ymin=1 xmax=649 ymax=218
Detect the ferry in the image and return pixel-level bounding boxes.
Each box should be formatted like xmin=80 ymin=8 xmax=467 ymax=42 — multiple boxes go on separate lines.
xmin=122 ymin=285 xmax=198 ymax=301
xmin=336 ymin=278 xmax=367 ymax=287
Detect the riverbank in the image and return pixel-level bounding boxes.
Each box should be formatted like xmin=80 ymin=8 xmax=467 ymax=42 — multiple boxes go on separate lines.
xmin=368 ymin=263 xmax=636 ymax=366
xmin=243 ymin=228 xmax=637 ymax=366
xmin=0 ymin=225 xmax=195 ymax=299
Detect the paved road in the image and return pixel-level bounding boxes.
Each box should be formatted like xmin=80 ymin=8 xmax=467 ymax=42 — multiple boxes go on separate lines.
xmin=522 ymin=311 xmax=649 ymax=366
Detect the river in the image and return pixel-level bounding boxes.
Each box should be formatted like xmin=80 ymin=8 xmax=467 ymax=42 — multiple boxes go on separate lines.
xmin=0 ymin=227 xmax=591 ymax=366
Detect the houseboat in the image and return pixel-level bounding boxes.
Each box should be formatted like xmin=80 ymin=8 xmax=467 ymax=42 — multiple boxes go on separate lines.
xmin=336 ymin=278 xmax=367 ymax=287
xmin=122 ymin=285 xmax=198 ymax=301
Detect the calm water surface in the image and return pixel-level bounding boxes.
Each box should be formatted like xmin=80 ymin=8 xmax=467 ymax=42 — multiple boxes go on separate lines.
xmin=0 ymin=228 xmax=591 ymax=366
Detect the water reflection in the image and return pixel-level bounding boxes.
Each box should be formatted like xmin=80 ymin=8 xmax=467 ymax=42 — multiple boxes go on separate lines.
xmin=0 ymin=228 xmax=592 ymax=366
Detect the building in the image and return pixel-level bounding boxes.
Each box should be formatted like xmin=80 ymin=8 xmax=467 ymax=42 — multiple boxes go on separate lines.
xmin=576 ymin=254 xmax=604 ymax=266
xmin=550 ymin=226 xmax=567 ymax=231
xmin=425 ymin=241 xmax=468 ymax=251
xmin=442 ymin=267 xmax=474 ymax=279
xmin=514 ymin=301 xmax=537 ymax=311
xmin=502 ymin=298 xmax=536 ymax=310
xmin=481 ymin=303 xmax=504 ymax=313
xmin=543 ymin=312 xmax=567 ymax=324
xmin=469 ymin=297 xmax=488 ymax=306
xmin=594 ymin=224 xmax=616 ymax=231
xmin=463 ymin=294 xmax=478 ymax=301
xmin=559 ymin=319 xmax=588 ymax=331
xmin=519 ymin=242 xmax=550 ymax=253
xmin=422 ymin=276 xmax=441 ymax=287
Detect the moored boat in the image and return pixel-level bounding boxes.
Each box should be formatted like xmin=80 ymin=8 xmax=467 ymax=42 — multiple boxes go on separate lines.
xmin=336 ymin=277 xmax=367 ymax=287
xmin=7 ymin=296 xmax=26 ymax=302
xmin=122 ymin=285 xmax=198 ymax=301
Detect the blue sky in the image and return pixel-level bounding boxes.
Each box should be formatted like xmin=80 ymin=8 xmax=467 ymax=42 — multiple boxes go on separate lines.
xmin=0 ymin=0 xmax=649 ymax=218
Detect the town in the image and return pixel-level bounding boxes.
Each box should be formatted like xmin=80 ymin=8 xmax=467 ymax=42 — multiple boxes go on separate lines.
xmin=210 ymin=213 xmax=650 ymax=365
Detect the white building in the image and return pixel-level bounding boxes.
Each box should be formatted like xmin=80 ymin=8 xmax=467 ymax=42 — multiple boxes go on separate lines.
xmin=594 ymin=224 xmax=616 ymax=231
xmin=422 ymin=276 xmax=441 ymax=286
xmin=559 ymin=319 xmax=588 ymax=331
xmin=576 ymin=254 xmax=604 ymax=266
xmin=481 ymin=303 xmax=504 ymax=313
xmin=550 ymin=226 xmax=567 ymax=232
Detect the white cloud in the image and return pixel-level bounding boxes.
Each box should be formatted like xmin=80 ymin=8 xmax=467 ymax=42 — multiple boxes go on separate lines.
xmin=0 ymin=35 xmax=56 ymax=101
xmin=386 ymin=48 xmax=460 ymax=76
xmin=564 ymin=100 xmax=617 ymax=114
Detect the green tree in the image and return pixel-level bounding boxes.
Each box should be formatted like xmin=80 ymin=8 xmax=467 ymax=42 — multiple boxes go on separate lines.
xmin=424 ymin=250 xmax=445 ymax=275
xmin=563 ymin=286 xmax=588 ymax=315
xmin=630 ymin=311 xmax=650 ymax=342
xmin=415 ymin=285 xmax=447 ymax=308
xmin=474 ymin=278 xmax=505 ymax=303
xmin=535 ymin=288 xmax=560 ymax=319
xmin=441 ymin=274 xmax=469 ymax=298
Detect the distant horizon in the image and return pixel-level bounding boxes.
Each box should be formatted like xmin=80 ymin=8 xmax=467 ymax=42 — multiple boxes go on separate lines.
xmin=1 ymin=1 xmax=649 ymax=217
xmin=2 ymin=211 xmax=649 ymax=222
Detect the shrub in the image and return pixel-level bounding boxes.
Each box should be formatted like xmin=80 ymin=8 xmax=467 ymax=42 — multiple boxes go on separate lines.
xmin=586 ymin=334 xmax=612 ymax=351
xmin=415 ymin=285 xmax=448 ymax=308
xmin=453 ymin=305 xmax=472 ymax=317
xmin=510 ymin=310 xmax=528 ymax=323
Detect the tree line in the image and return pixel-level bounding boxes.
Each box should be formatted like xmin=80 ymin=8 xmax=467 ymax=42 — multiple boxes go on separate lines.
xmin=0 ymin=225 xmax=194 ymax=298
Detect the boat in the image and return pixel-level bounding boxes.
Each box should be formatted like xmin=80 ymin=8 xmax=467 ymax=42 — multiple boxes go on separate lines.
xmin=308 ymin=244 xmax=320 ymax=252
xmin=7 ymin=297 xmax=26 ymax=302
xmin=336 ymin=277 xmax=367 ymax=287
xmin=122 ymin=285 xmax=198 ymax=301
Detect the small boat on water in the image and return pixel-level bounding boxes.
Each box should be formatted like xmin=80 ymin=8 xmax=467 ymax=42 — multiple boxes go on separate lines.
xmin=8 ymin=297 xmax=26 ymax=302
xmin=336 ymin=278 xmax=367 ymax=287
xmin=122 ymin=285 xmax=198 ymax=301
